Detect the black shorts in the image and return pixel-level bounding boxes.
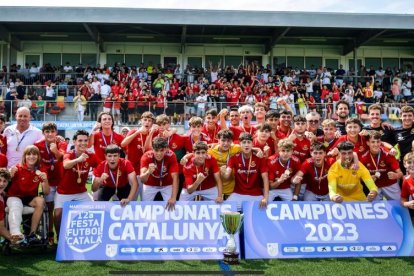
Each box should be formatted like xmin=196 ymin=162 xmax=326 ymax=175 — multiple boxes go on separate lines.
xmin=96 ymin=185 xmax=131 ymax=201
xmin=128 ymin=108 xmax=136 ymax=115
xmin=21 ymin=196 xmax=36 ymax=206
xmin=175 ymin=103 xmax=184 ymax=114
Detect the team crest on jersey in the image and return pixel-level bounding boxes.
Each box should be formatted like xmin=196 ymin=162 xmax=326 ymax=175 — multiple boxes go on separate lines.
xmin=84 ymin=162 xmax=89 ymax=167
xmin=250 ymin=161 xmax=256 ymax=168
xmin=33 ymin=176 xmax=39 ymax=182
xmin=171 ymin=143 xmax=177 ymax=149
xmin=302 ymin=145 xmax=308 ymax=151
xmin=380 ymin=161 xmax=386 ymax=167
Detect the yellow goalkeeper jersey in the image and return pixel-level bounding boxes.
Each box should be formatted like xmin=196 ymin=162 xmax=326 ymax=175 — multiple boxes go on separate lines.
xmin=208 ymin=144 xmax=241 ymax=195
xmin=327 ymin=160 xmax=378 ymax=201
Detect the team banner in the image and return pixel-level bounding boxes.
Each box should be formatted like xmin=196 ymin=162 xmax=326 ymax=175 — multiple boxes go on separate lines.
xmin=26 ymin=121 xmax=96 ymax=130
xmin=243 ymin=201 xmax=414 ymax=259
xmin=56 ymin=201 xmax=238 ymax=261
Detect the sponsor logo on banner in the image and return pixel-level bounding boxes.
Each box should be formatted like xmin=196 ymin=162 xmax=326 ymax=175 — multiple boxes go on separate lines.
xmin=106 ymin=244 xmax=118 ymax=257
xmin=66 ymin=210 xmax=104 ymax=253
xmin=267 ymin=243 xmax=279 ymax=257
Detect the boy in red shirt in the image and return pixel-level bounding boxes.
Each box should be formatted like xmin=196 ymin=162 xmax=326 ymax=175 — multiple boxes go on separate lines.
xmin=181 ymin=141 xmax=223 ymax=203
xmin=7 ymin=145 xmax=49 ymax=244
xmin=54 ymin=130 xmax=99 ymax=238
xmin=361 ymin=131 xmax=402 ymax=200
xmin=93 ymin=145 xmax=138 ymax=204
xmin=34 ymin=122 xmax=67 ymax=244
xmin=140 ymin=137 xmax=179 ymax=211
xmin=89 ymin=112 xmax=124 ymax=163
xmin=267 ymin=139 xmax=301 ymax=201
xmin=288 ymin=115 xmax=311 ymax=160
xmin=292 ymin=142 xmax=334 ymax=201
xmin=402 ymin=153 xmax=414 ymax=212
xmin=224 ymin=133 xmax=268 ymax=211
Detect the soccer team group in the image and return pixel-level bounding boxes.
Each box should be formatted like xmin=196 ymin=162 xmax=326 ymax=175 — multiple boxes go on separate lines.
xmin=1 ymin=100 xmax=414 ymax=247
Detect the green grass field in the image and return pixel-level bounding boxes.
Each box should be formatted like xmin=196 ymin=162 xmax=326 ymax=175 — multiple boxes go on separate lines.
xmin=2 ymin=248 xmax=414 ymax=276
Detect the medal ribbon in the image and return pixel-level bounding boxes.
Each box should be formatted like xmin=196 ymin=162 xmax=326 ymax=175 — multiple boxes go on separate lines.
xmin=242 ymin=153 xmax=253 ymax=184
xmin=313 ymin=160 xmax=325 ymax=190
xmin=106 ymin=162 xmax=120 ymax=193
xmin=101 ymin=131 xmax=113 ymax=147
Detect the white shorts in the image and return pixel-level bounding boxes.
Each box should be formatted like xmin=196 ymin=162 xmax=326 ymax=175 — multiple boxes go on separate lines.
xmin=54 ymin=191 xmax=92 ymax=209
xmin=226 ymin=193 xmax=264 ymax=211
xmin=44 ymin=186 xmax=57 ymax=203
xmin=142 ymin=184 xmax=172 ymax=201
xmin=269 ymin=188 xmax=293 ymax=201
xmin=304 ymin=190 xmax=330 ymax=201
xmin=378 ymin=182 xmax=401 ymax=201
xmin=103 ymin=107 xmax=111 ymax=113
xmin=179 ymin=186 xmax=218 ymax=202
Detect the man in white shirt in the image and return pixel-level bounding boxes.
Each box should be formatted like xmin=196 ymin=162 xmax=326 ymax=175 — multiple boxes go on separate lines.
xmin=100 ymin=80 xmax=111 ymax=99
xmin=196 ymin=91 xmax=208 ymax=117
xmin=3 ymin=107 xmax=43 ymax=167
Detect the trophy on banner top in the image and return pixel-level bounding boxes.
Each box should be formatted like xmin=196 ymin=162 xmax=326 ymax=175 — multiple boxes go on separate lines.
xmin=220 ymin=211 xmax=244 ymax=264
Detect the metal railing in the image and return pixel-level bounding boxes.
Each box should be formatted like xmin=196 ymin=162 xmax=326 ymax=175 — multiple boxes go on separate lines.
xmin=0 ymin=99 xmax=407 ymax=124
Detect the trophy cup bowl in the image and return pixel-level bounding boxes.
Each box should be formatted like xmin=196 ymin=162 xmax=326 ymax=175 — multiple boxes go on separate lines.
xmin=220 ymin=211 xmax=244 ymax=265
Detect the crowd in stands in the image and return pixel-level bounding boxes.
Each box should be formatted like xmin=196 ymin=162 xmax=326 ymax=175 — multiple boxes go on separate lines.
xmin=0 ymin=61 xmax=413 ymax=123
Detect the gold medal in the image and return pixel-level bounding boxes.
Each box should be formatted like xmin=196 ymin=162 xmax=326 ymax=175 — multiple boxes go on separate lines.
xmin=77 ymin=177 xmax=82 ymax=184
xmin=375 ymin=171 xmax=381 ymax=178
xmin=284 ymin=170 xmax=291 ymax=176
xmin=323 ymin=142 xmax=329 ymax=148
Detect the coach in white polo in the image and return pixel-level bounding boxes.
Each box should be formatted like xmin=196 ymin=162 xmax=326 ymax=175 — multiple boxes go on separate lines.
xmin=3 ymin=107 xmax=43 ymax=167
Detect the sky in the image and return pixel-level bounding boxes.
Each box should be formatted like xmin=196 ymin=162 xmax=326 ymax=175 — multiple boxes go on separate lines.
xmin=2 ymin=0 xmax=413 ymax=14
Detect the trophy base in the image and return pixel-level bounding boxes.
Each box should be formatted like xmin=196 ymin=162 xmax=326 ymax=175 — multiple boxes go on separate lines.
xmin=223 ymin=252 xmax=240 ymax=265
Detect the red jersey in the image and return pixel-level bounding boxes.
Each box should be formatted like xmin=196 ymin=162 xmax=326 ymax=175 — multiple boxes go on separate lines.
xmin=8 ymin=164 xmax=46 ymax=197
xmin=58 ymin=151 xmax=98 ymax=195
xmin=183 ymin=134 xmax=211 ymax=153
xmin=253 ymin=138 xmax=276 ymax=157
xmin=267 ymin=154 xmax=301 ymax=189
xmin=0 ymin=134 xmax=6 ymax=155
xmin=401 ymin=176 xmax=414 ymax=200
xmin=334 ymin=135 xmax=368 ymax=157
xmin=92 ymin=131 xmax=124 ymax=163
xmin=228 ymin=153 xmax=268 ymax=196
xmin=94 ymin=158 xmax=135 ymax=188
xmin=152 ymin=130 xmax=185 ymax=152
xmin=34 ymin=137 xmax=67 ymax=186
xmin=201 ymin=124 xmax=220 ymax=144
xmin=360 ymin=149 xmax=400 ymax=188
xmin=316 ymin=136 xmax=338 ymax=153
xmin=141 ymin=150 xmax=179 ymax=186
xmin=111 ymin=85 xmax=120 ymax=96
xmin=183 ymin=155 xmax=219 ymax=191
xmin=125 ymin=129 xmax=149 ymax=174
xmin=227 ymin=91 xmax=240 ymax=106
xmin=276 ymin=127 xmax=292 ymax=139
xmin=292 ymin=137 xmax=311 ymax=159
xmin=127 ymin=94 xmax=136 ymax=109
xmin=155 ymin=96 xmax=165 ymax=108
xmin=299 ymin=157 xmax=334 ymax=196
xmin=103 ymin=96 xmax=113 ymax=109
xmin=0 ymin=153 xmax=6 ymax=168
xmin=113 ymin=96 xmax=121 ymax=110
xmin=0 ymin=196 xmax=4 ymax=221
xmin=228 ymin=126 xmax=244 ymax=143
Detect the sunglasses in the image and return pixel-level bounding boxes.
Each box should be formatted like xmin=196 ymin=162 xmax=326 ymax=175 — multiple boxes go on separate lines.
xmin=307 ymin=120 xmax=319 ymax=124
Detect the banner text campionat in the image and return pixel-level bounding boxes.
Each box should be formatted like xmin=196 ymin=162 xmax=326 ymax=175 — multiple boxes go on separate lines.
xmin=56 ymin=201 xmax=238 ymax=261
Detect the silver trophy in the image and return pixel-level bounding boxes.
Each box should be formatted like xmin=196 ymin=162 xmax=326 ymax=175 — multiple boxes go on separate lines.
xmin=220 ymin=211 xmax=244 ymax=264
